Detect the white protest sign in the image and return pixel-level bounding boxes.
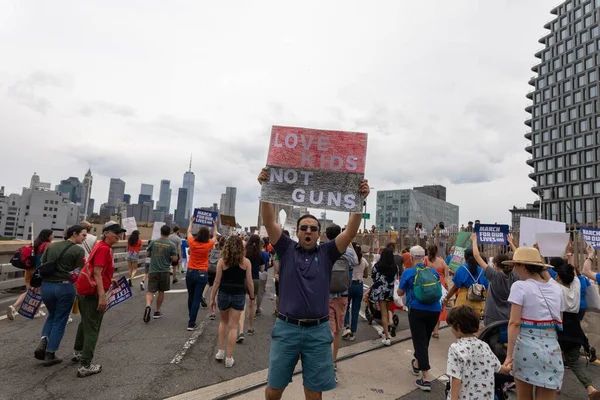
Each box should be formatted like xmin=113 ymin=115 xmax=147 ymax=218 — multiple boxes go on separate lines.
xmin=259 ymin=226 xmax=268 ymax=237
xmin=122 ymin=217 xmax=138 ymax=235
xmin=519 ymin=217 xmax=566 ymax=247
xmin=151 ymin=222 xmax=166 ymax=240
xmin=535 ymin=232 xmax=570 ymax=257
xmin=586 ymin=280 xmax=600 ymax=311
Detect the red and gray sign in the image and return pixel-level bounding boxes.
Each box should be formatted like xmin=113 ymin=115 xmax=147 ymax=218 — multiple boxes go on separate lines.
xmin=260 ymin=125 xmax=368 ymax=213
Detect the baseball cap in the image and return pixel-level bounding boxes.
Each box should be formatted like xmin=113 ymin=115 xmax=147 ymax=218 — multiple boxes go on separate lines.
xmin=103 ymin=221 xmax=126 ymax=234
xmin=409 ymin=245 xmax=425 ymax=258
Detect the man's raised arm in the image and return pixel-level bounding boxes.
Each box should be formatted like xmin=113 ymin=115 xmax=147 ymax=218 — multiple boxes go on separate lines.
xmin=257 ymin=168 xmax=282 ymax=245
xmin=335 ymin=179 xmax=370 ymax=253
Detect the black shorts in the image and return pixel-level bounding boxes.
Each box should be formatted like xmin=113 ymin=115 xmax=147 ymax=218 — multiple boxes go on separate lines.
xmin=208 ymin=272 xmax=215 ymax=287
xmin=148 ymin=272 xmax=170 ymax=293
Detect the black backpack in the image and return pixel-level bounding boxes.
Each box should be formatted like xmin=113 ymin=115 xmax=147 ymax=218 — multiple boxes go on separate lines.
xmin=330 ymin=253 xmax=351 ymax=293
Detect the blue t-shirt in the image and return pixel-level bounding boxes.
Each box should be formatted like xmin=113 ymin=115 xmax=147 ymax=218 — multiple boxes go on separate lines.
xmin=274 ymin=234 xmax=342 ymax=319
xmin=452 ymin=265 xmax=490 ymax=290
xmin=579 ymin=275 xmax=591 ymax=310
xmin=596 ymin=273 xmax=600 ymax=285
xmin=445 ymin=254 xmax=452 ymax=266
xmin=262 ymin=250 xmax=270 ymax=271
xmin=399 ymin=265 xmax=443 ymax=312
xmin=181 ymin=239 xmax=189 ymax=260
xmin=548 ymin=268 xmax=557 ymax=279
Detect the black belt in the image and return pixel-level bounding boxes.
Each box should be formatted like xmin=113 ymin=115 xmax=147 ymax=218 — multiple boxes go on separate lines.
xmin=277 ymin=313 xmax=329 ymax=327
xmin=351 ymin=279 xmax=363 ymax=283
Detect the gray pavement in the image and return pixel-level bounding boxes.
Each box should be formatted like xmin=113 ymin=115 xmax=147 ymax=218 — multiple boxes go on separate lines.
xmin=0 ymin=270 xmax=390 ymax=400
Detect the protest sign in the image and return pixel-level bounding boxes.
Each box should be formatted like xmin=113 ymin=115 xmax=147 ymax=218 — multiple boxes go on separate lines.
xmin=260 ymin=125 xmax=368 ymax=213
xmin=105 ymin=276 xmax=133 ymax=311
xmin=18 ymin=288 xmax=43 ymax=319
xmin=122 ymin=217 xmax=138 ymax=235
xmin=586 ymin=280 xmax=600 ymax=311
xmin=151 ymin=222 xmax=166 ymax=240
xmin=448 ymin=232 xmax=472 ymax=272
xmin=220 ymin=215 xmax=236 ymax=228
xmin=193 ymin=208 xmax=218 ymax=227
xmin=259 ymin=226 xmax=268 ymax=237
xmin=519 ymin=217 xmax=566 ymax=247
xmin=474 ymin=224 xmax=509 ymax=245
xmin=581 ymin=227 xmax=600 ymax=250
xmin=535 ymin=232 xmax=570 ymax=257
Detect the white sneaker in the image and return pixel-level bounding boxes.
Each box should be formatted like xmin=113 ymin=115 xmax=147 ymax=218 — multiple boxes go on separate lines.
xmin=215 ymin=349 xmax=225 ymax=361
xmin=382 ymin=337 xmax=391 ymax=346
xmin=341 ymin=328 xmax=352 ymax=339
xmin=225 ymin=357 xmax=234 ymax=368
xmin=7 ymin=305 xmax=17 ymax=321
xmin=34 ymin=310 xmax=47 ymax=319
xmin=68 ymin=316 xmax=73 ymax=324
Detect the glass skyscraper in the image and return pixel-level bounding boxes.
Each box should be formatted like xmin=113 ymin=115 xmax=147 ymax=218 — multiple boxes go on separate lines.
xmin=527 ymin=0 xmax=600 ymax=223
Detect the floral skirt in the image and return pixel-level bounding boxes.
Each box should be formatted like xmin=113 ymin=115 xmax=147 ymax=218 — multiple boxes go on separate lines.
xmin=513 ymin=327 xmax=564 ymax=390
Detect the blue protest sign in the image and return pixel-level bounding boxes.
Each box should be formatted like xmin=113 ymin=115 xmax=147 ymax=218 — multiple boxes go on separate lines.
xmin=18 ymin=288 xmax=43 ymax=319
xmin=105 ymin=276 xmax=133 ymax=311
xmin=581 ymin=227 xmax=600 ymax=250
xmin=193 ymin=209 xmax=218 ymax=226
xmin=474 ymin=224 xmax=509 ymax=245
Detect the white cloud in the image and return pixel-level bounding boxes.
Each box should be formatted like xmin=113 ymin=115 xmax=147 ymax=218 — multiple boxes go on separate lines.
xmin=0 ymin=0 xmax=548 ymax=228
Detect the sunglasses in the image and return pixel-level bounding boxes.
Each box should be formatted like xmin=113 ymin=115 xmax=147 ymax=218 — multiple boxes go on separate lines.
xmin=299 ymin=225 xmax=319 ymax=232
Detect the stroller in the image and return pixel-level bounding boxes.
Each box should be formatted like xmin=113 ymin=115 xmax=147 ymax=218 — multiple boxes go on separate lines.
xmin=363 ymin=288 xmax=401 ymax=337
xmin=445 ymin=320 xmax=513 ymax=400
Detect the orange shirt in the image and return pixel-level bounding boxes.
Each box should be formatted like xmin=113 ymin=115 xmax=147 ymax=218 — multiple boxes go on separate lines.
xmin=187 ymin=236 xmax=215 ymax=271
xmin=128 ymin=239 xmax=142 ymax=253
xmin=402 ymin=252 xmax=412 ymax=269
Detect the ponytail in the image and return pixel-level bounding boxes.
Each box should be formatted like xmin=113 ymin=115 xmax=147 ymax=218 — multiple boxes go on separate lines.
xmin=464 ymin=249 xmax=478 ymax=276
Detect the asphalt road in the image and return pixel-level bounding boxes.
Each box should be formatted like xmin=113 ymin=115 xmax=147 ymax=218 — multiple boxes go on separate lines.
xmin=0 ymin=269 xmax=397 ymax=400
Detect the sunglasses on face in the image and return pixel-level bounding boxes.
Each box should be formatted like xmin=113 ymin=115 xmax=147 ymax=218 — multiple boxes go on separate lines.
xmin=299 ymin=225 xmax=319 ymax=232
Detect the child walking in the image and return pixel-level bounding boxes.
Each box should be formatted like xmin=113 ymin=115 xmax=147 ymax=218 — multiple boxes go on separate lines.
xmin=446 ymin=305 xmax=511 ymax=400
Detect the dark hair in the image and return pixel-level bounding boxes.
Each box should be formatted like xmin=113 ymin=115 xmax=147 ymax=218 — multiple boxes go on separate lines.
xmin=160 ymin=225 xmax=171 ymax=237
xmin=66 ymin=225 xmax=85 ymax=239
xmin=172 ymin=226 xmax=180 ymax=233
xmin=245 ymin=234 xmax=261 ymax=261
xmin=555 ymin=263 xmax=575 ymax=285
xmin=218 ymin=236 xmax=226 ymax=248
xmin=282 ymin=230 xmax=290 ymax=237
xmin=494 ymin=254 xmax=513 ymax=274
xmin=439 ymin=222 xmax=445 ymax=229
xmin=446 ymin=305 xmax=480 ymax=334
xmin=376 ymin=247 xmax=396 ymax=277
xmin=549 ymin=257 xmax=566 ymax=269
xmin=522 ymin=263 xmax=545 ymax=275
xmin=353 ymin=242 xmax=363 ymax=262
xmin=194 ymin=226 xmax=210 ymax=242
xmin=464 ymin=249 xmax=478 ymax=276
xmin=385 ymin=242 xmax=396 ymax=251
xmin=34 ymin=229 xmax=54 ymax=253
xmin=128 ymin=230 xmax=140 ymax=246
xmin=297 ymin=214 xmax=321 ymax=230
xmin=427 ymin=245 xmax=438 ymax=262
xmin=262 ymin=237 xmax=270 ymax=248
xmin=325 ymin=224 xmax=341 ymax=240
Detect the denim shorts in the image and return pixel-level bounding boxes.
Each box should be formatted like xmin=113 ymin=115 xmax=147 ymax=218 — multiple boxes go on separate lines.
xmin=218 ymin=291 xmax=245 ymax=311
xmin=267 ymin=318 xmax=335 ymax=392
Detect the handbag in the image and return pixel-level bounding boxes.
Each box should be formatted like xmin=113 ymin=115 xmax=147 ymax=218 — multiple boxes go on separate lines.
xmin=463 ymin=266 xmax=486 ymax=302
xmin=30 ymin=242 xmax=74 ymax=288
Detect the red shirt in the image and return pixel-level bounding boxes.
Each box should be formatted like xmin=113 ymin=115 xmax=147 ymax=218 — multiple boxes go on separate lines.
xmin=90 ymin=241 xmax=115 ymax=291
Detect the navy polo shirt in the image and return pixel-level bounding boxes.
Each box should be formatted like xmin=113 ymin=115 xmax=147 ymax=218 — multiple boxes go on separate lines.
xmin=274 ymin=234 xmax=343 ymax=319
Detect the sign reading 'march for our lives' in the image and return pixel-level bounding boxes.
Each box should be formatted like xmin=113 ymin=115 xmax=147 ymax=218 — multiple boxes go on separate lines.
xmin=260 ymin=125 xmax=368 ymax=213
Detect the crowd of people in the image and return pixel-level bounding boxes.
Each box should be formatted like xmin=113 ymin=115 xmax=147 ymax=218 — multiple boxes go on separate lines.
xmin=5 ymin=167 xmax=600 ymax=400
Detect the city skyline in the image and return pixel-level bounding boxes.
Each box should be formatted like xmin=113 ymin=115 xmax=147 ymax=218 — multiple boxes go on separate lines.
xmin=0 ymin=1 xmax=561 ymax=229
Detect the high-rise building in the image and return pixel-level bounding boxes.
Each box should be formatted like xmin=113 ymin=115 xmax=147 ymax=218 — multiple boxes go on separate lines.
xmin=219 ymin=187 xmax=237 ymax=216
xmin=87 ymin=198 xmax=95 ymax=217
xmin=182 ymin=156 xmax=195 ymax=220
xmin=123 ymin=194 xmax=131 ymax=204
xmin=107 ymin=178 xmax=126 ymax=207
xmin=81 ymin=169 xmax=93 ymax=219
xmin=157 ymin=179 xmax=171 ymax=213
xmin=56 ymin=177 xmax=83 ymax=204
xmin=140 ymin=183 xmax=154 ymax=199
xmin=413 ymin=185 xmax=446 ymax=201
xmin=174 ymin=187 xmax=188 ymax=227
xmin=509 ymin=203 xmax=541 ymax=231
xmin=526 ymin=1 xmax=600 ymax=223
xmin=376 ymin=187 xmax=459 ymax=232
xmin=127 ymin=203 xmax=152 ymax=223
xmin=29 ymin=172 xmax=51 ymax=190
xmin=138 ymin=194 xmax=152 ymax=205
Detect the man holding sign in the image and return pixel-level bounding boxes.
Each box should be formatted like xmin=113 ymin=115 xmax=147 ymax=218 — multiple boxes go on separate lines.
xmin=258 ymin=165 xmax=370 ymax=399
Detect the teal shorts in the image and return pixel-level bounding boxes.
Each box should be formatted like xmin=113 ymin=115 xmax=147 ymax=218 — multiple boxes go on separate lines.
xmin=267 ymin=318 xmax=335 ymax=392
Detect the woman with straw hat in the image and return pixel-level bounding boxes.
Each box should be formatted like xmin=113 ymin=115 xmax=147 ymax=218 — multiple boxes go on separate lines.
xmin=502 ymin=246 xmax=564 ymax=399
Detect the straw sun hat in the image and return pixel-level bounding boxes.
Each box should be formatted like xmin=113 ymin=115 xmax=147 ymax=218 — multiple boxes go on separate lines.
xmin=502 ymin=246 xmax=551 ymax=269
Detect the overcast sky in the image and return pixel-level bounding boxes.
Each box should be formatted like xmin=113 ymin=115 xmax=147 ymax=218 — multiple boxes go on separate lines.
xmin=0 ymin=0 xmax=556 ymax=229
